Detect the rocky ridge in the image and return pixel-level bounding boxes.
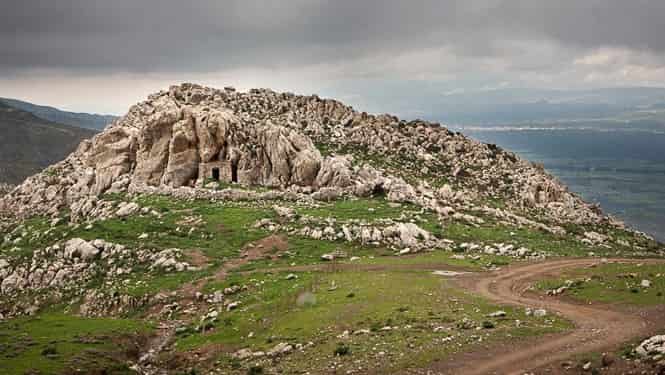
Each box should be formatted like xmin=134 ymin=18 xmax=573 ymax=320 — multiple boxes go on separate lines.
xmin=0 ymin=83 xmax=608 ymax=230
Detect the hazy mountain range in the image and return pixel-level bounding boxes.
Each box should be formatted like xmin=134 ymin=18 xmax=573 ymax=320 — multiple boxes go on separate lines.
xmin=0 ymin=101 xmax=97 ymax=184
xmin=330 ymin=85 xmax=665 ymax=126
xmin=0 ymin=97 xmax=116 ymax=131
xmin=432 ymin=87 xmax=665 ymax=125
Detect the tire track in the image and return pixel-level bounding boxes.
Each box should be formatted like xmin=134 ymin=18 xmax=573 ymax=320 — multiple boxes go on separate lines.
xmin=448 ymin=258 xmax=662 ymax=375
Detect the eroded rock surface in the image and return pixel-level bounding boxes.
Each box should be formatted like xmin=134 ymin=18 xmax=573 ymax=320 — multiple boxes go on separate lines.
xmin=0 ymin=83 xmax=612 ymax=228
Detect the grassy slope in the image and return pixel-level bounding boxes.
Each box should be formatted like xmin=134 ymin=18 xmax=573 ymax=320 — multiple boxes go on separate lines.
xmin=0 ymin=313 xmax=149 ymax=375
xmin=1 ymin=192 xmax=662 ymax=374
xmin=178 ymin=269 xmax=570 ymax=374
xmin=536 ymin=263 xmax=665 ymax=305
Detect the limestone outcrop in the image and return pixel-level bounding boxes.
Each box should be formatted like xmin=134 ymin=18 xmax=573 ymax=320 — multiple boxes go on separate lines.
xmin=0 ymin=83 xmax=610 ymax=227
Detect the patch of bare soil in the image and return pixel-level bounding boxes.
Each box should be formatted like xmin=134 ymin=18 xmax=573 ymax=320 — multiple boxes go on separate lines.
xmin=214 ymin=234 xmax=288 ymax=281
xmin=185 ymin=249 xmax=211 ymax=267
xmin=135 ymin=235 xmax=291 ymax=373
xmin=174 ymin=234 xmax=290 ymax=302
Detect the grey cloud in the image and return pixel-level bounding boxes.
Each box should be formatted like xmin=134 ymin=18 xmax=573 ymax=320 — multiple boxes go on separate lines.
xmin=2 ymin=0 xmax=664 ymax=75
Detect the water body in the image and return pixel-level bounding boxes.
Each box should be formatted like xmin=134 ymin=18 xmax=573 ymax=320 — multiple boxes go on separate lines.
xmin=452 ymin=123 xmax=665 ymax=242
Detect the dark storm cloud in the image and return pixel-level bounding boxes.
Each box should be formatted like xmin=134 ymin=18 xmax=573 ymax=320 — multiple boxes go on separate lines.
xmin=2 ymin=0 xmax=665 ymax=75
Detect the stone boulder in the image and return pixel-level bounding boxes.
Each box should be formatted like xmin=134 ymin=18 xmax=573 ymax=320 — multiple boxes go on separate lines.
xmin=636 ymin=335 xmax=665 ymax=358
xmin=385 ymin=178 xmax=417 ymax=203
xmin=383 ymin=223 xmax=430 ymax=248
xmin=314 ymin=155 xmax=355 ymax=189
xmin=64 ymin=238 xmax=101 ymax=261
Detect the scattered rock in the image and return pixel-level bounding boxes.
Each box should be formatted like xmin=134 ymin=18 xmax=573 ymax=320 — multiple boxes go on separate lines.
xmin=635 ymin=335 xmax=665 ymax=359
xmin=267 ymin=342 xmax=293 ymax=357
xmin=116 ymin=202 xmax=140 ymax=218
xmin=488 ymin=311 xmax=507 ymax=318
xmin=533 ymin=309 xmax=548 ymax=318
xmin=64 ymin=238 xmax=101 ymax=261
xmin=321 ymin=253 xmax=335 ymax=261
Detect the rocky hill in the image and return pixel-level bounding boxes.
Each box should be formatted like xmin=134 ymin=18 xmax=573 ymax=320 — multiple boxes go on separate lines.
xmin=0 ymin=84 xmax=662 ymax=375
xmin=0 ymin=101 xmax=97 ymax=184
xmin=1 ymin=83 xmax=606 ymax=225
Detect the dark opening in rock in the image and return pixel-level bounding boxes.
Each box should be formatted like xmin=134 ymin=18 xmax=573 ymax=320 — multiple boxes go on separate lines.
xmin=211 ymin=167 xmax=220 ymax=181
xmin=231 ymin=164 xmax=238 ymax=183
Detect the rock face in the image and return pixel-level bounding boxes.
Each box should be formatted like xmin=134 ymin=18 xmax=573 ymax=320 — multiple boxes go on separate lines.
xmin=0 ymin=83 xmax=608 ymax=227
xmin=90 ymin=91 xmax=323 ymax=193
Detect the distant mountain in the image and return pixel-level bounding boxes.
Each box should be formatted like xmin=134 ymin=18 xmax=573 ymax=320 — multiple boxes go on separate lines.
xmin=0 ymin=101 xmax=97 ymax=184
xmin=324 ymin=83 xmax=665 ymax=125
xmin=0 ymin=97 xmax=117 ymax=131
xmin=427 ymin=87 xmax=665 ymax=125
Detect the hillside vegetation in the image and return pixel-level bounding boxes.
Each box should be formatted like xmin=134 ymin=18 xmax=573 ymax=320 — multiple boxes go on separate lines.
xmin=0 ymin=84 xmax=663 ymax=374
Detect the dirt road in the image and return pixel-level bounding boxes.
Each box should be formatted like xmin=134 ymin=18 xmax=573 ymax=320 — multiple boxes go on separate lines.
xmin=245 ymin=255 xmax=662 ymax=374
xmin=442 ymin=258 xmax=662 ymax=375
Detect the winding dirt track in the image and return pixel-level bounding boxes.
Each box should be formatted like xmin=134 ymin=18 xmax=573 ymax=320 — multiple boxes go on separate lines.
xmin=141 ymin=250 xmax=663 ymax=375
xmin=445 ymin=258 xmax=663 ymax=375
xmin=244 ymin=255 xmax=664 ymax=374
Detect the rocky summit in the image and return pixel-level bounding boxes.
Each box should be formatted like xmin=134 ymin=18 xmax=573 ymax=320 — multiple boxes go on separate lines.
xmin=2 ymin=83 xmax=603 ymax=225
xmin=0 ymin=84 xmax=663 ymax=375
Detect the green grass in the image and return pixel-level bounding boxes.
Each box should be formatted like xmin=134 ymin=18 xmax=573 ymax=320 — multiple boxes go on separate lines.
xmin=176 ymin=269 xmax=571 ymax=374
xmin=2 ymin=194 xmax=279 ymax=306
xmin=351 ymin=250 xmax=514 ymax=270
xmin=443 ymin=221 xmax=598 ymax=257
xmin=536 ymin=263 xmax=665 ymax=305
xmin=0 ymin=215 xmax=71 ymax=260
xmin=73 ymin=195 xmax=273 ymax=260
xmin=0 ymin=312 xmax=150 ymax=375
xmin=234 ymin=236 xmax=394 ymax=272
xmin=119 ymin=267 xmax=213 ymax=297
xmin=69 ymin=195 xmax=276 ymax=297
xmin=300 ymin=197 xmax=417 ymax=221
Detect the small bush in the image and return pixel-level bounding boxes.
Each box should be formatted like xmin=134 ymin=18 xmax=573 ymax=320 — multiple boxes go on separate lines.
xmin=41 ymin=346 xmax=57 ymax=356
xmin=482 ymin=321 xmax=495 ymax=329
xmin=334 ymin=343 xmax=351 ymax=356
xmin=247 ymin=366 xmax=263 ymax=375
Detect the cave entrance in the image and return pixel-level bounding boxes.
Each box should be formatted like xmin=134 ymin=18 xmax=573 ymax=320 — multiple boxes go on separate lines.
xmin=211 ymin=167 xmax=220 ymax=181
xmin=231 ymin=164 xmax=238 ymax=183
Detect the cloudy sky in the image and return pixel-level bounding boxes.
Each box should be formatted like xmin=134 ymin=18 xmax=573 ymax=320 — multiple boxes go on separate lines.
xmin=2 ymin=0 xmax=665 ymax=115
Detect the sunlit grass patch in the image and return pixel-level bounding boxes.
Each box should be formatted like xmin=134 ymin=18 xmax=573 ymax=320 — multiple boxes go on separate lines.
xmin=176 ymin=269 xmax=571 ymax=374
xmin=300 ymin=197 xmax=416 ymax=222
xmin=536 ymin=262 xmax=665 ymax=305
xmin=351 ymin=250 xmax=514 ymax=270
xmin=0 ymin=312 xmax=150 ymax=375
